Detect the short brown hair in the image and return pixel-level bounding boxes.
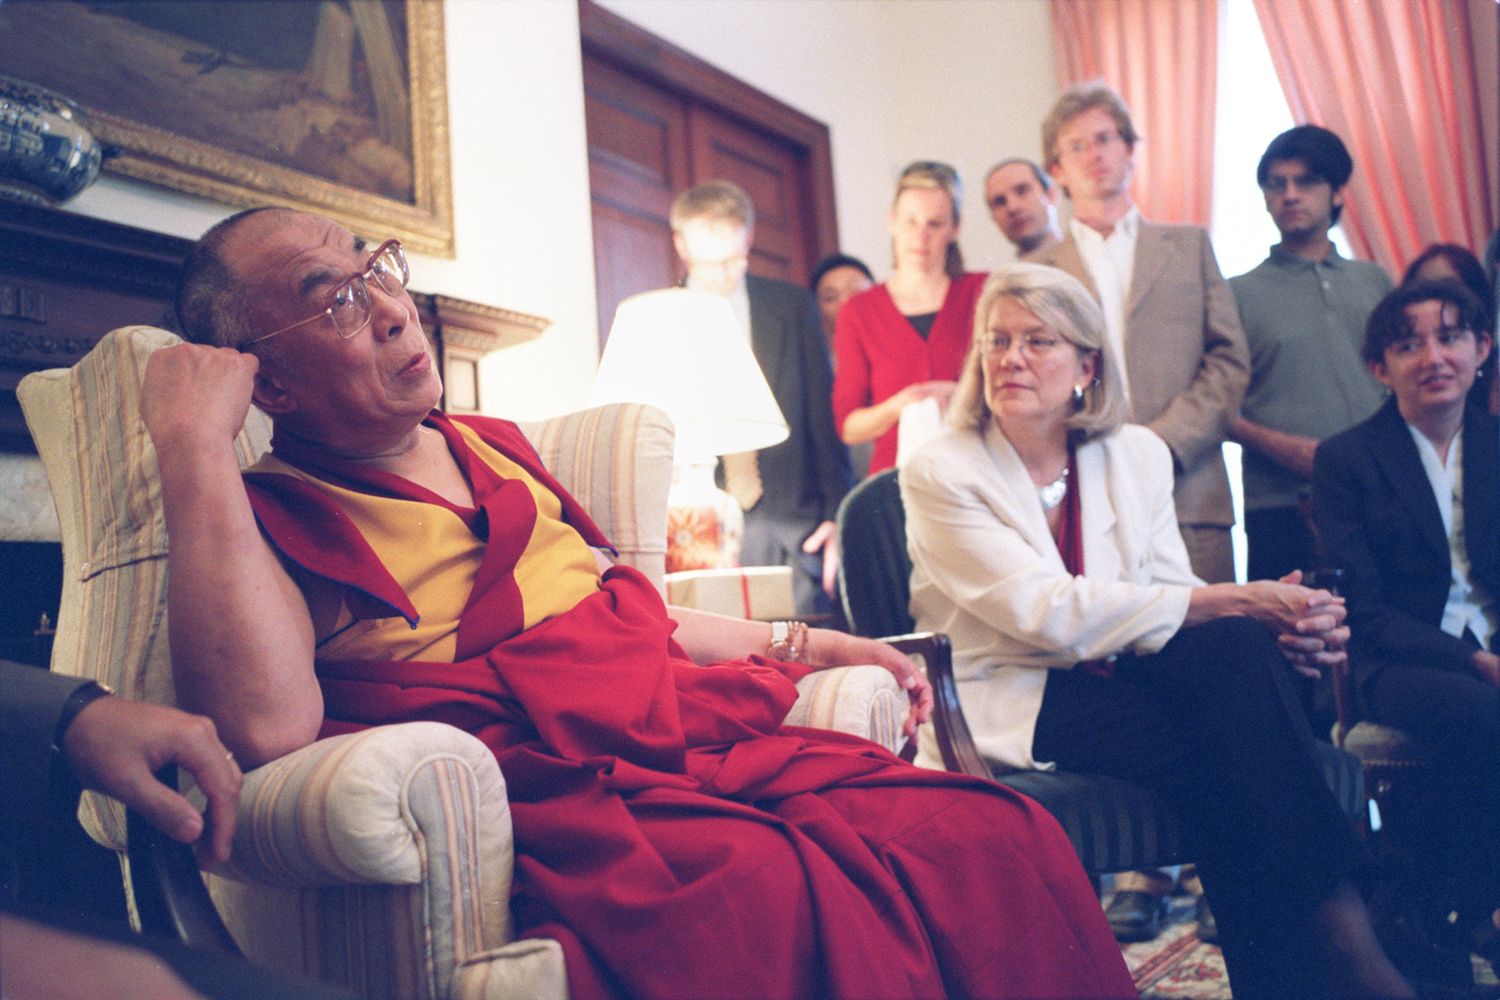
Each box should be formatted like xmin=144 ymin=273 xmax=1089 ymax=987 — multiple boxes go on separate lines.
xmin=1041 ymin=82 xmax=1139 ymax=170
xmin=947 ymin=263 xmax=1128 ymax=441
xmin=669 ymin=180 xmax=755 ymax=233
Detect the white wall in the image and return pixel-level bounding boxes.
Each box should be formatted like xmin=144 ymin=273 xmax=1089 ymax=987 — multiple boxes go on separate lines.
xmin=597 ymin=0 xmax=1057 ymax=278
xmin=52 ymin=0 xmax=1060 ymax=421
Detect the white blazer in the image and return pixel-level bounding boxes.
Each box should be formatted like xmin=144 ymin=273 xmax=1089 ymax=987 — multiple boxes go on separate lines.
xmin=901 ymin=422 xmax=1201 ymax=772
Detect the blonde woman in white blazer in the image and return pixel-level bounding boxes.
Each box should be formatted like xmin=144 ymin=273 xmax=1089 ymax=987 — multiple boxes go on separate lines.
xmin=901 ymin=263 xmax=1412 ymax=1000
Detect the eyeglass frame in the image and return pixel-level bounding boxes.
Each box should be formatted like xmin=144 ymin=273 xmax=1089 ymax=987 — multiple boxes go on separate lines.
xmin=241 ymin=239 xmax=409 ymax=348
xmin=975 ymin=330 xmax=1070 ymax=361
xmin=1059 ymin=128 xmax=1125 ymax=159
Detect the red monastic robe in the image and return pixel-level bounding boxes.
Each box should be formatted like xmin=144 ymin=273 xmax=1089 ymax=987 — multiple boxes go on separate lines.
xmin=243 ymin=413 xmax=1134 ymax=1000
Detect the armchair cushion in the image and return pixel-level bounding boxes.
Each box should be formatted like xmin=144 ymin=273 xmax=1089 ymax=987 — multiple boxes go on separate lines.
xmin=516 ymin=404 xmax=672 ymax=593
xmin=452 ymin=940 xmax=568 ymax=1000
xmin=786 ymin=665 xmax=904 ymax=754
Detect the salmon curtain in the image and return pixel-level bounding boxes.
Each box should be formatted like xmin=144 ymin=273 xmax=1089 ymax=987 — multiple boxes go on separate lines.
xmin=1251 ymin=0 xmax=1499 ymax=277
xmin=1050 ymin=0 xmax=1219 ymax=226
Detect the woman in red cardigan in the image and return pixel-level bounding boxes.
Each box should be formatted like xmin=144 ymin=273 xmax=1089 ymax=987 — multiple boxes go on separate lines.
xmin=832 ymin=161 xmax=986 ymax=474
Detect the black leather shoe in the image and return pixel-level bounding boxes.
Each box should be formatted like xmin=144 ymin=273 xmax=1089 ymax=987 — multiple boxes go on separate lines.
xmin=1194 ymin=894 xmax=1220 ymax=944
xmin=1104 ymin=890 xmax=1168 ymax=942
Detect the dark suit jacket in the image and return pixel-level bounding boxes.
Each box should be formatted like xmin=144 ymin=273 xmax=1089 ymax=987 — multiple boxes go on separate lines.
xmin=1312 ymin=397 xmax=1500 ymax=694
xmin=1024 ymin=223 xmax=1249 ymax=526
xmin=741 ymin=274 xmax=853 ymax=525
xmin=1 ymin=660 xmax=92 ymax=830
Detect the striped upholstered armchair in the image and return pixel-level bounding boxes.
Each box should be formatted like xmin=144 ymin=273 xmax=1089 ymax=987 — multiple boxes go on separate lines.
xmin=18 ymin=326 xmax=910 ymax=1000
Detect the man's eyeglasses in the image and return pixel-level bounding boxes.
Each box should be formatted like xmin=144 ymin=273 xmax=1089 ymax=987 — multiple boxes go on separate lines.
xmin=243 ymin=239 xmax=408 ymax=348
xmin=1061 ymin=130 xmax=1123 ymax=158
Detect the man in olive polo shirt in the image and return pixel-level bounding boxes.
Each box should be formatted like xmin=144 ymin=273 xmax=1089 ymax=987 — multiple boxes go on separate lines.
xmin=1228 ymin=125 xmax=1392 ymax=585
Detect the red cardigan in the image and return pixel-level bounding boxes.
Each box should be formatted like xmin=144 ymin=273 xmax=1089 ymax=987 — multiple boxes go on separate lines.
xmin=831 ymin=272 xmax=986 ymax=473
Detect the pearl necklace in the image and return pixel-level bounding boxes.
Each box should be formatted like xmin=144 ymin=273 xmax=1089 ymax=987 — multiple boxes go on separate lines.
xmin=1037 ymin=467 xmax=1069 ymax=510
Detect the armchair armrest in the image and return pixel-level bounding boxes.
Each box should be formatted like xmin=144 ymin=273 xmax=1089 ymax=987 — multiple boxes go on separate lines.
xmin=201 ymin=723 xmax=554 ymax=999
xmin=787 ymin=664 xmax=904 ymax=753
xmin=883 ymin=633 xmax=989 ymax=778
xmin=1330 ymin=655 xmax=1356 ymax=749
xmin=127 ymin=790 xmax=241 ymax=956
xmin=222 ymin=722 xmax=511 ymax=893
xmin=783 ymin=633 xmax=983 ymax=768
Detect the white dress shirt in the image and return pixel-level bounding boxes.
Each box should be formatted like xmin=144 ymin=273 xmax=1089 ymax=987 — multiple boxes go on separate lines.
xmin=686 ymin=274 xmax=752 ymax=340
xmin=1407 ymin=422 xmax=1499 ymax=649
xmin=1070 ymin=207 xmax=1140 ymax=410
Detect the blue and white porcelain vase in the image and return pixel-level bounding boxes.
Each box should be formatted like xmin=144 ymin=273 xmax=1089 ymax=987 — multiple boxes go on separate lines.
xmin=0 ymin=75 xmax=103 ymax=204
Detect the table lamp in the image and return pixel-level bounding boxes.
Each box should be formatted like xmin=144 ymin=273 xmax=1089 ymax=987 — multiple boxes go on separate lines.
xmin=591 ymin=288 xmax=788 ymax=571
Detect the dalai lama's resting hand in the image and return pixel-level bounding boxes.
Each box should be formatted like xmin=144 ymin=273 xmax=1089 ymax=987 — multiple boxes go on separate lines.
xmin=667 ymin=606 xmax=934 ymax=738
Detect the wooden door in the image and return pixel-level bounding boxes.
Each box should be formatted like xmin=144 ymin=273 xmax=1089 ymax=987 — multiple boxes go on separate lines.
xmin=580 ymin=0 xmax=837 ymax=349
xmin=688 ymin=106 xmax=811 ymax=285
xmin=583 ymin=54 xmax=688 ymax=350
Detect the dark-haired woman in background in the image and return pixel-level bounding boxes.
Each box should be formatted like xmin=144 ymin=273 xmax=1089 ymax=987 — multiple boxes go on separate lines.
xmin=1403 ymin=243 xmax=1497 ymax=415
xmin=809 ymin=253 xmax=874 ymax=347
xmin=1314 ymin=277 xmax=1500 ymax=966
xmin=811 ymin=253 xmax=875 ymax=477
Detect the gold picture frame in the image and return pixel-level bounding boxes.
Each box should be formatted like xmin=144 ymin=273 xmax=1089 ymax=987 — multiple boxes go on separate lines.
xmin=0 ymin=1 xmax=454 ymax=257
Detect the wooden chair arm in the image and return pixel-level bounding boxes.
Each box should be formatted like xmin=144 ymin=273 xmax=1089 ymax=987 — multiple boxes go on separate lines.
xmin=879 ymin=632 xmax=990 ymax=778
xmin=1330 ymin=655 xmax=1355 ymax=749
xmin=126 ymin=767 xmax=240 ymax=956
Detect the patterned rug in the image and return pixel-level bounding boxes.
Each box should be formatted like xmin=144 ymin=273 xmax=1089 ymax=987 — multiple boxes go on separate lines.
xmin=1119 ymin=895 xmax=1228 ymax=999
xmin=1117 ymin=892 xmax=1500 ymax=999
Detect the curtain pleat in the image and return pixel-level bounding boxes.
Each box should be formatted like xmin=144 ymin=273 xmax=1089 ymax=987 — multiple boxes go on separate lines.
xmin=1049 ymin=0 xmax=1219 ymax=227
xmin=1251 ymin=0 xmax=1498 ymax=276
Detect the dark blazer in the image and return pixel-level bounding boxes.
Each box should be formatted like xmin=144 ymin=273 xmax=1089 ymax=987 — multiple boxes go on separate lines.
xmin=1 ymin=660 xmax=92 ymax=829
xmin=743 ymin=274 xmax=853 ymax=524
xmin=1312 ymin=396 xmax=1500 ymax=694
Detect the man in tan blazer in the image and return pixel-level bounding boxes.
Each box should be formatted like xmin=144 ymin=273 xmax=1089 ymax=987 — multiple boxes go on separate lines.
xmin=1024 ymin=81 xmax=1249 ymax=945
xmin=1024 ymin=83 xmax=1248 ymax=588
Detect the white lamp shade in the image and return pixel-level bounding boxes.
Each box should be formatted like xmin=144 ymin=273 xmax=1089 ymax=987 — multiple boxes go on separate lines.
xmin=591 ymin=288 xmax=789 ymax=463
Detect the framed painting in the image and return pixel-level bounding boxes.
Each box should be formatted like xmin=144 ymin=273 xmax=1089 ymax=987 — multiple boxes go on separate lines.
xmin=0 ymin=0 xmax=454 ymax=256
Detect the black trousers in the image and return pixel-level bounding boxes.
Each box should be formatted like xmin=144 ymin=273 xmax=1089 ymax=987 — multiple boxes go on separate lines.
xmin=1031 ymin=616 xmax=1366 ymax=999
xmin=1367 ymin=661 xmax=1500 ymax=909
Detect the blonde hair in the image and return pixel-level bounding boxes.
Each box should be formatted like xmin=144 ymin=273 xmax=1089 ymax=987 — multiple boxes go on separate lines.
xmin=893 ymin=161 xmax=964 ymax=279
xmin=947 ymin=263 xmax=1128 ymax=441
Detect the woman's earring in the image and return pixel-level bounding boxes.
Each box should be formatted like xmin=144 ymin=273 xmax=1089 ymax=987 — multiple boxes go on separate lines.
xmin=1072 ymin=384 xmax=1086 ymax=409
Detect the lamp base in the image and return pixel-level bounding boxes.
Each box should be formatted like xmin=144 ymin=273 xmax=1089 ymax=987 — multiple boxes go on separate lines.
xmin=665 ymin=462 xmax=743 ymax=573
